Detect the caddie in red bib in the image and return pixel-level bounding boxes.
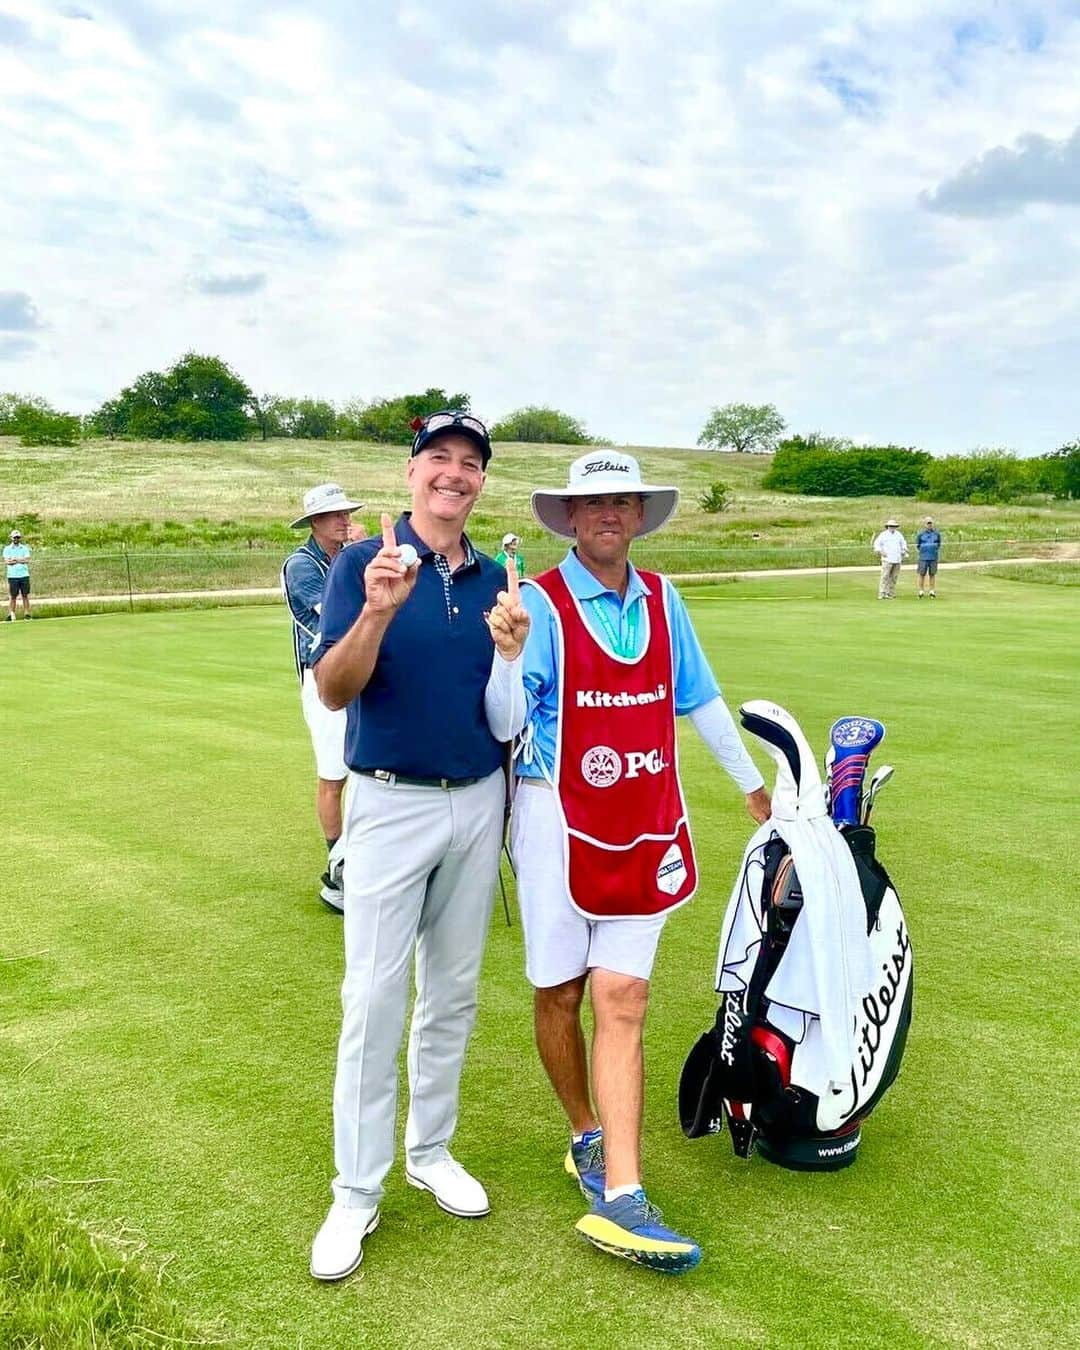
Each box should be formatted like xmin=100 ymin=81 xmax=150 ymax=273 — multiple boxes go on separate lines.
xmin=529 ymin=565 xmax=697 ymax=919
xmin=511 ymin=450 xmax=772 ymax=1275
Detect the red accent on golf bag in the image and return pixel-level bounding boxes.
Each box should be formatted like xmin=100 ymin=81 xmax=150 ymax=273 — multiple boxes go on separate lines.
xmin=679 ymin=824 xmax=913 ymax=1171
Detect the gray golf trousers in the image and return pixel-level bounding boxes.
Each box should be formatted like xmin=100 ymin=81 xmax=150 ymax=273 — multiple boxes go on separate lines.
xmin=331 ymin=768 xmax=505 ymax=1206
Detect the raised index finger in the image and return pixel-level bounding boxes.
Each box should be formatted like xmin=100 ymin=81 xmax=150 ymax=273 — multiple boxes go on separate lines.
xmin=380 ymin=512 xmax=397 ymax=552
xmin=505 ymin=555 xmax=520 ymax=600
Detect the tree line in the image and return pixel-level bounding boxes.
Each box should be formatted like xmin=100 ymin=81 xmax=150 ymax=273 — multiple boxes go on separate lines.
xmin=3 ymin=360 xmax=1077 ymax=503
xmin=700 ymin=405 xmax=1079 ymax=503
xmin=0 ymin=353 xmax=606 ymax=449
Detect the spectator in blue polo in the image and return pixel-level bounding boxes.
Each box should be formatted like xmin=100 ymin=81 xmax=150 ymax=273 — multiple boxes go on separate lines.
xmin=915 ymin=516 xmax=942 ymax=599
xmin=281 ymin=483 xmax=364 ymax=911
xmin=307 ymin=409 xmax=529 ymax=1283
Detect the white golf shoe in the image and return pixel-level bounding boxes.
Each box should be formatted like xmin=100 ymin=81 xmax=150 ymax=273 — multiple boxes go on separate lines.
xmin=310 ymin=1201 xmax=380 ymax=1281
xmin=405 ymin=1155 xmax=490 ymax=1217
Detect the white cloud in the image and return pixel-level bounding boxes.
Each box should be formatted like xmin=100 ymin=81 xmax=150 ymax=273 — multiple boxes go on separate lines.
xmin=1 ymin=0 xmax=1079 ymax=452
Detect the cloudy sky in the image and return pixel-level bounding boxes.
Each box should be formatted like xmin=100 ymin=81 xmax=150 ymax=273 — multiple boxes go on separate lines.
xmin=2 ymin=0 xmax=1079 ymax=452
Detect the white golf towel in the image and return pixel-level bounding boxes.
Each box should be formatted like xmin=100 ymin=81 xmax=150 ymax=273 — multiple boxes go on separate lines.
xmin=715 ymin=816 xmax=875 ymax=1107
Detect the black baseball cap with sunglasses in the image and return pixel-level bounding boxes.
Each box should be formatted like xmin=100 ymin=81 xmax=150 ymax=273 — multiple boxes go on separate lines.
xmin=409 ymin=409 xmax=492 ymax=467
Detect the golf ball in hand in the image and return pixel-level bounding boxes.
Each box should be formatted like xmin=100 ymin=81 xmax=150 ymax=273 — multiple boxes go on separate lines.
xmin=398 ymin=543 xmax=418 ymax=569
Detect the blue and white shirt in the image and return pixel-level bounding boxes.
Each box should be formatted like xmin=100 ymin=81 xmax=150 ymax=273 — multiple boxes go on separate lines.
xmin=3 ymin=543 xmax=30 ymax=579
xmin=281 ymin=536 xmax=333 ymax=681
xmin=517 ymin=550 xmax=723 ymax=781
xmin=915 ymin=529 xmax=941 ymax=562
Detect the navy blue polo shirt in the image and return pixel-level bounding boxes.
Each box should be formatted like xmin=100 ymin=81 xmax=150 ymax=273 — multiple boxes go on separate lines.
xmin=311 ymin=513 xmax=509 ymax=779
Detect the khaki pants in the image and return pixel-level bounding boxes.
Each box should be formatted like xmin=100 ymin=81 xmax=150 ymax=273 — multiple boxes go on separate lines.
xmin=878 ymin=561 xmax=901 ymax=598
xmin=331 ymin=768 xmax=505 ymax=1205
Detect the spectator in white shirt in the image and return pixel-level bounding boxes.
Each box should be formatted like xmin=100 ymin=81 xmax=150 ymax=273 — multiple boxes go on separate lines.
xmin=872 ymin=519 xmax=908 ymax=599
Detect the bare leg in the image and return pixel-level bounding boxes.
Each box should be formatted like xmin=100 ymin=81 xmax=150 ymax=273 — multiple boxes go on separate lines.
xmin=534 ymin=977 xmax=598 ymax=1136
xmin=317 ymin=776 xmax=346 ymax=844
xmin=590 ymin=969 xmax=649 ymax=1190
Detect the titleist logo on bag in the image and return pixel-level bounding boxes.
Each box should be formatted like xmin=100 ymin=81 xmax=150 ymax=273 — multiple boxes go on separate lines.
xmin=576 ymin=684 xmax=667 ymax=708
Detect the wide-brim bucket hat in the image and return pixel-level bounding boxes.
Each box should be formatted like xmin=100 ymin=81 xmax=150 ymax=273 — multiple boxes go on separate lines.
xmin=530 ymin=451 xmax=679 ymax=539
xmin=290 ymin=483 xmax=364 ymax=529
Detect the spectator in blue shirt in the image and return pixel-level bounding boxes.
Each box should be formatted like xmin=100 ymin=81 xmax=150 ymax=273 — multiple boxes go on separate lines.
xmin=915 ymin=516 xmax=942 ymax=598
xmin=281 ymin=483 xmax=364 ymax=910
xmin=4 ymin=529 xmax=32 ymax=620
xmin=307 ymin=411 xmax=529 ymax=1283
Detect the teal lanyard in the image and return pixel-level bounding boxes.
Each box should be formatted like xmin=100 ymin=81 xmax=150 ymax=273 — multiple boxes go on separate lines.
xmin=588 ymin=596 xmax=640 ymax=659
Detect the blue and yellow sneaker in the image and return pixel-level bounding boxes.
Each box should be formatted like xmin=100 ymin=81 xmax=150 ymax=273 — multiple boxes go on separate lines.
xmin=575 ymin=1190 xmax=702 ymax=1274
xmin=563 ymin=1128 xmax=605 ymax=1200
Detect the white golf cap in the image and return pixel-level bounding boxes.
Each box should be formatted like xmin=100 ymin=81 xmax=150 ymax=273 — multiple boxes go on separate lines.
xmin=925 ymin=516 xmax=933 ymax=523
xmin=886 ymin=518 xmax=898 ymax=527
xmin=9 ymin=529 xmax=21 ymax=539
xmin=530 ymin=451 xmax=679 ymax=539
xmin=501 ymin=532 xmax=519 ymax=546
xmin=290 ymin=483 xmax=364 ymax=529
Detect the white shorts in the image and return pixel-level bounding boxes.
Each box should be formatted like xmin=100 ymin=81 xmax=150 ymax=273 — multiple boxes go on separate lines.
xmin=509 ymin=781 xmax=667 ymax=989
xmin=301 ymin=667 xmax=348 ymax=782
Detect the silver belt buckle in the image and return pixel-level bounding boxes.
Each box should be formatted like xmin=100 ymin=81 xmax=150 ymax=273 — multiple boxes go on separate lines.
xmin=373 ymin=769 xmax=394 ymax=784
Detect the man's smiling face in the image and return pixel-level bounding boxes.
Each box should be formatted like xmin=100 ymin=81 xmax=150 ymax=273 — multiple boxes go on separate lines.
xmin=407 ymin=433 xmax=486 ymax=527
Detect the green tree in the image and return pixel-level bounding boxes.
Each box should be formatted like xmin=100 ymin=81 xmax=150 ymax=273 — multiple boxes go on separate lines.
xmin=0 ymin=393 xmax=53 ymax=435
xmin=90 ymin=352 xmax=253 ymax=440
xmin=698 ymin=481 xmax=732 ymax=513
xmin=337 ymin=388 xmax=471 ymax=443
xmin=248 ymin=393 xmax=285 ymax=441
xmin=489 ymin=405 xmax=603 ymax=444
xmin=1031 ymin=442 xmax=1080 ymax=499
xmin=286 ymin=398 xmax=337 ymax=439
xmin=698 ymin=402 xmax=786 ymax=454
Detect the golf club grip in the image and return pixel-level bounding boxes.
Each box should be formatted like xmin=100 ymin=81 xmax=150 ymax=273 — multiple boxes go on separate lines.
xmin=739 ymin=711 xmax=802 ymax=790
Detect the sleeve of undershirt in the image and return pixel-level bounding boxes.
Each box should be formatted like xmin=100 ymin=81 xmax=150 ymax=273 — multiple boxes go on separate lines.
xmin=484 ymin=650 xmax=527 ymax=743
xmin=689 ymin=696 xmax=765 ymax=793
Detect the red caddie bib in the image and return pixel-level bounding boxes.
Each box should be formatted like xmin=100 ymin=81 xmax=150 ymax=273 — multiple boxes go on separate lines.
xmin=527 ymin=566 xmax=698 ymax=920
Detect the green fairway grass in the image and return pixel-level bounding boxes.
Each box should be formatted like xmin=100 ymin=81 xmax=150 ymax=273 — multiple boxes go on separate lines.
xmin=1 ymin=571 xmax=1076 ymax=1348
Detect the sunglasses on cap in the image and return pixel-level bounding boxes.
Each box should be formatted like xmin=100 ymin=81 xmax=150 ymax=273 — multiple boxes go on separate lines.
xmin=410 ymin=409 xmax=491 ymax=465
xmin=410 ymin=409 xmax=487 ymax=436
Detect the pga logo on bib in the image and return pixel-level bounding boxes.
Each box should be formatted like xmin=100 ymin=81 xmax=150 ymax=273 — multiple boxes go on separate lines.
xmin=580 ymin=744 xmax=669 ymax=787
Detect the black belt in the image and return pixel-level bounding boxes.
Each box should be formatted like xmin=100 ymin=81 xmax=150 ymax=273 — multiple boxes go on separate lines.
xmin=357 ymin=768 xmax=481 ymax=790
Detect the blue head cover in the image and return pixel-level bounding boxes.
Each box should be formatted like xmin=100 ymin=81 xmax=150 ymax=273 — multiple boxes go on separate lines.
xmin=828 ymin=717 xmax=885 ymax=826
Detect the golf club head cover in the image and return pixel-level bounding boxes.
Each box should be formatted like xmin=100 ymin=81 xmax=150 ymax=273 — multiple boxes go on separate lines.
xmin=739 ymin=700 xmax=827 ymax=820
xmin=828 ymin=717 xmax=885 ymax=826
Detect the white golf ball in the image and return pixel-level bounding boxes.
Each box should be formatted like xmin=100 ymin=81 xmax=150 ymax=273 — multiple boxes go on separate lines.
xmin=398 ymin=543 xmax=418 ymax=569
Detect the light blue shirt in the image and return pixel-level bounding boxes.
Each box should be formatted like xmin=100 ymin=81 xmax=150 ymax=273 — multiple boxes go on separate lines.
xmin=3 ymin=543 xmax=30 ymax=579
xmin=518 ymin=549 xmax=721 ymax=780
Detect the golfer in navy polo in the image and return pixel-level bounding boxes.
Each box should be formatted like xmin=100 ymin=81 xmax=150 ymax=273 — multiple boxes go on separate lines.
xmin=308 ymin=411 xmax=529 ymax=1282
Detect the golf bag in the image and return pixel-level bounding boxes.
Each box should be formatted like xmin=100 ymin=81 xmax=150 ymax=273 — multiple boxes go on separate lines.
xmin=679 ymin=703 xmax=913 ymax=1172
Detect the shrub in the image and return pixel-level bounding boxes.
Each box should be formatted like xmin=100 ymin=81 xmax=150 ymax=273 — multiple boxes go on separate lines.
xmin=18 ymin=408 xmax=81 ymax=446
xmin=764 ymin=438 xmax=930 ymax=496
xmin=698 ymin=481 xmax=731 ymax=513
xmin=922 ymin=449 xmax=1029 ymax=504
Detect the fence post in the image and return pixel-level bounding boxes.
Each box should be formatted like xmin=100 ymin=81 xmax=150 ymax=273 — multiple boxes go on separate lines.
xmin=122 ymin=545 xmax=134 ymax=612
xmin=824 ymin=542 xmax=829 ymax=600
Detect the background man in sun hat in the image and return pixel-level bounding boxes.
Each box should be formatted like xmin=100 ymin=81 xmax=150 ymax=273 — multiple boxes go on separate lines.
xmin=307 ymin=410 xmax=529 ymax=1283
xmin=511 ymin=449 xmax=770 ymax=1274
xmin=495 ymin=531 xmax=526 ymax=576
xmin=872 ymin=518 xmax=908 ymax=599
xmin=4 ymin=529 xmax=32 ymax=620
xmin=915 ymin=516 xmax=942 ymax=598
xmin=282 ymin=483 xmax=364 ymax=911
